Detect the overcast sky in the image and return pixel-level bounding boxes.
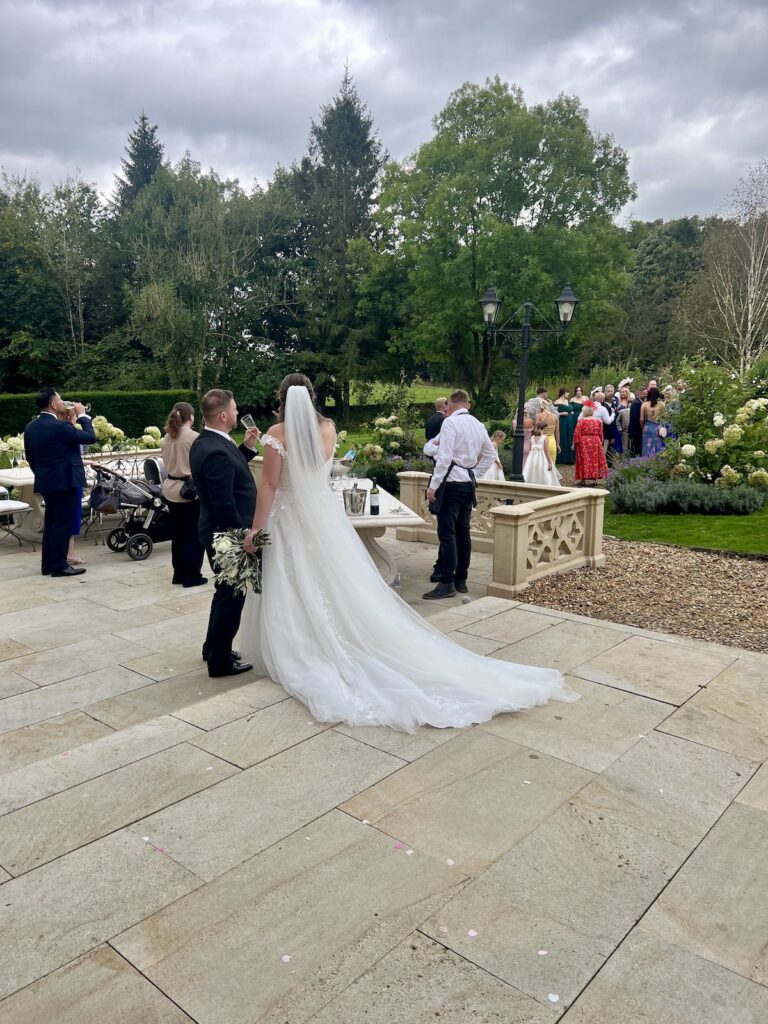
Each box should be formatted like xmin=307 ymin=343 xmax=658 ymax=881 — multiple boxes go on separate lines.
xmin=1 ymin=0 xmax=765 ymax=222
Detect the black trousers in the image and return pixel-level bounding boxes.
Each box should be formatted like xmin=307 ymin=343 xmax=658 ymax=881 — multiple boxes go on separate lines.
xmin=435 ymin=482 xmax=475 ymax=584
xmin=168 ymin=500 xmax=205 ymax=584
xmin=41 ymin=489 xmax=78 ymax=575
xmin=203 ymin=546 xmax=245 ymax=674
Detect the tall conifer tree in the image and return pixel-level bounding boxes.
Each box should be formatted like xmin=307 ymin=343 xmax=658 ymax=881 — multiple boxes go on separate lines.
xmin=114 ymin=112 xmax=164 ymax=211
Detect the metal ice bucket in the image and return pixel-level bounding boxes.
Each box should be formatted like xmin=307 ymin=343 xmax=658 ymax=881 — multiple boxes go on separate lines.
xmin=343 ymin=488 xmax=367 ymax=517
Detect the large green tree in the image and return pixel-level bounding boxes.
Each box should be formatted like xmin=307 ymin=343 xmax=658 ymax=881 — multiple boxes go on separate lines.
xmin=291 ymin=70 xmax=387 ymax=416
xmin=114 ymin=112 xmax=165 ymax=213
xmin=372 ymin=77 xmax=635 ymax=405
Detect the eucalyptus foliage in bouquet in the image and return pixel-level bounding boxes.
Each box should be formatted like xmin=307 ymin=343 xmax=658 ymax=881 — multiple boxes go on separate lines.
xmin=211 ymin=528 xmax=270 ymax=595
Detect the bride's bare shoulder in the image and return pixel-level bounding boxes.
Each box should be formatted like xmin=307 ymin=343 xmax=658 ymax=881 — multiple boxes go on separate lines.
xmin=318 ymin=417 xmax=336 ymax=437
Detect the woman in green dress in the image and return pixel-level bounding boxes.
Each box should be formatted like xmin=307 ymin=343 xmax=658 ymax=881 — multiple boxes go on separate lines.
xmin=554 ymin=388 xmax=575 ymax=465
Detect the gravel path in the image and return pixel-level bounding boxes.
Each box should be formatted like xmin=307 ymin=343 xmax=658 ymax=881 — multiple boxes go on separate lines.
xmin=518 ymin=536 xmax=768 ymax=653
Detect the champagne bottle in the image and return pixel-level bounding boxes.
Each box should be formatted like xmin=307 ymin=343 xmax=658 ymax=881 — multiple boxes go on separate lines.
xmin=369 ymin=477 xmax=380 ymax=516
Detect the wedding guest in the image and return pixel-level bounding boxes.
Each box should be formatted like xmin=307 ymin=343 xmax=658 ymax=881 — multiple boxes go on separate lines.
xmin=628 ymin=386 xmax=647 ymax=456
xmin=425 ymin=398 xmax=447 ymax=441
xmin=573 ymin=403 xmax=608 ymax=484
xmin=424 ymin=389 xmax=496 ymax=600
xmin=616 ymin=387 xmax=632 ymax=454
xmin=535 ymin=403 xmax=560 ymax=463
xmin=162 ymin=401 xmax=207 ymax=588
xmin=23 ymin=388 xmax=96 ymax=577
xmin=584 ymin=390 xmax=616 ymax=457
xmin=602 ymin=385 xmax=621 ymax=459
xmin=554 ymin=388 xmax=575 ymax=465
xmin=483 ymin=430 xmax=506 ymax=480
xmin=641 ymin=386 xmax=667 ymax=456
xmin=571 ymin=385 xmax=586 ymax=405
xmin=511 ymin=411 xmax=536 ymax=468
xmin=524 ymin=424 xmax=561 ymax=486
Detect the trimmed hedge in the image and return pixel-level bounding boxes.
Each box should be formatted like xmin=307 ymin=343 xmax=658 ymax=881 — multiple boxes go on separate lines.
xmin=611 ymin=479 xmax=766 ymax=515
xmin=0 ymin=390 xmax=198 ymax=438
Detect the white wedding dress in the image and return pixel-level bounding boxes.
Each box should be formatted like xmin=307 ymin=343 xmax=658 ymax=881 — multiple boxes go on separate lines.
xmin=240 ymin=387 xmax=578 ymax=733
xmin=523 ymin=434 xmax=562 ymax=486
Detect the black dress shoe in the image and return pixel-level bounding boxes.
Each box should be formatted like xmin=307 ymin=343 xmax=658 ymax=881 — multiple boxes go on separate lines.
xmin=183 ymin=576 xmax=208 ymax=588
xmin=202 ymin=649 xmax=242 ymax=663
xmin=208 ymin=661 xmax=253 ymax=678
xmin=51 ymin=565 xmax=86 ymax=577
xmin=455 ymin=580 xmax=468 ymax=594
xmin=422 ymin=583 xmax=456 ymax=600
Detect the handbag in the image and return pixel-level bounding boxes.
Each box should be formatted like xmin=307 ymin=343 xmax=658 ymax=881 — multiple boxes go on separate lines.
xmin=169 ymin=473 xmax=198 ymax=501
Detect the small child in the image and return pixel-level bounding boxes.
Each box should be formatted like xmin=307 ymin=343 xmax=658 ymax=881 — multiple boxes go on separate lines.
xmin=483 ymin=430 xmax=506 ymax=480
xmin=524 ymin=424 xmax=561 ymax=486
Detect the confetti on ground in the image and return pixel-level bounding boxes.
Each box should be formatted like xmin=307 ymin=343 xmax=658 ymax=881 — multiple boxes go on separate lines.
xmin=281 ymin=955 xmax=292 ymax=963
xmin=548 ymin=994 xmax=560 ymax=1003
xmin=405 ymin=849 xmax=414 ymax=856
xmin=439 ymin=926 xmax=449 ymax=934
xmin=206 ymin=766 xmax=214 ymax=771
xmin=142 ymin=836 xmax=150 ymax=842
xmin=522 ymin=780 xmax=531 ymax=785
xmin=60 ymin=752 xmax=70 ymax=758
xmin=446 ymin=858 xmax=455 ymax=866
xmin=362 ymin=819 xmax=370 ymax=825
xmin=538 ymin=949 xmax=549 ymax=956
xmin=467 ymin=929 xmax=478 ymax=938
xmin=394 ymin=841 xmax=404 ymax=850
xmin=154 ymin=847 xmax=167 ymax=854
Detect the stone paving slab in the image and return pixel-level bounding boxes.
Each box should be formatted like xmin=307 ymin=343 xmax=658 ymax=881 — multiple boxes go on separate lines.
xmin=0 ymin=829 xmax=202 ymax=1000
xmin=306 ymin=931 xmax=558 ymax=1024
xmin=0 ymin=714 xmax=202 ymax=814
xmin=113 ymin=810 xmax=464 ymax=1024
xmin=0 ymin=742 xmax=237 ymax=875
xmin=657 ymin=658 xmax=768 ymax=761
xmin=569 ymin=634 xmax=736 ymax=705
xmin=563 ymin=929 xmax=768 ymax=1024
xmin=341 ymin=728 xmax=594 ymax=875
xmin=0 ymin=711 xmax=113 ymax=773
xmin=0 ymin=945 xmax=195 ymax=1024
xmin=134 ymin=729 xmax=405 ymax=880
xmin=640 ymin=802 xmax=768 ymax=985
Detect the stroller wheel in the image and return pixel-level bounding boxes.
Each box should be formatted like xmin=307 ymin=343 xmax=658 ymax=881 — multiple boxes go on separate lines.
xmin=126 ymin=533 xmax=153 ymax=561
xmin=106 ymin=527 xmax=127 ymax=552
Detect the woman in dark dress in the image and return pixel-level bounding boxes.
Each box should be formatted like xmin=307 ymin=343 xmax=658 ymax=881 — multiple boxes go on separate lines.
xmin=554 ymin=387 xmax=575 ymax=465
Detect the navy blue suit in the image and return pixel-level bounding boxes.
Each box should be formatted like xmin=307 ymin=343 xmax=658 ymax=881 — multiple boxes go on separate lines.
xmin=24 ymin=413 xmax=96 ymax=575
xmin=190 ymin=429 xmax=257 ymax=674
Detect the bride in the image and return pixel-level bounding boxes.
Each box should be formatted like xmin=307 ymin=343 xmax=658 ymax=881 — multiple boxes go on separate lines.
xmin=241 ymin=375 xmax=578 ymax=732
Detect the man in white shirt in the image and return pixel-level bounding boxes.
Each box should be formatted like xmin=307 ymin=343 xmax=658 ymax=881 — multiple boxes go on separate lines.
xmin=424 ymin=389 xmax=496 ymax=600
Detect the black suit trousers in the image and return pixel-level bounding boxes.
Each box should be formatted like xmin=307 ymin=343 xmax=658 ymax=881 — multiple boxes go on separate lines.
xmin=435 ymin=482 xmax=475 ymax=584
xmin=41 ymin=489 xmax=78 ymax=575
xmin=168 ymin=500 xmax=205 ymax=584
xmin=203 ymin=546 xmax=245 ymax=674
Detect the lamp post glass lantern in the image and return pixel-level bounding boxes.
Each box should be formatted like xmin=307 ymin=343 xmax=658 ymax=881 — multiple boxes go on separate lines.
xmin=479 ymin=284 xmax=578 ymax=483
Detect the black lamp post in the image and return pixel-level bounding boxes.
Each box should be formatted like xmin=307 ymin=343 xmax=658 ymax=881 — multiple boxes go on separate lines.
xmin=479 ymin=284 xmax=579 ymax=483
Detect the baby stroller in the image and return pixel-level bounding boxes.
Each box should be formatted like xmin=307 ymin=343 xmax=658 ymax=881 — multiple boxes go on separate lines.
xmin=89 ymin=460 xmax=172 ymax=560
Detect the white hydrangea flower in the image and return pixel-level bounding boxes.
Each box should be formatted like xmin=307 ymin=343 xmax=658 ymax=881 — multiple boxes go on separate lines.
xmin=722 ymin=424 xmax=743 ymax=445
xmin=681 ymin=444 xmax=696 ymax=458
xmin=713 ymin=413 xmax=726 ymax=427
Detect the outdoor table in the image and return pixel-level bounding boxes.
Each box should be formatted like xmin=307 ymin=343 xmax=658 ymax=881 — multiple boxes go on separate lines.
xmin=336 ymin=479 xmax=424 ymax=584
xmin=0 ymin=468 xmax=42 ymax=533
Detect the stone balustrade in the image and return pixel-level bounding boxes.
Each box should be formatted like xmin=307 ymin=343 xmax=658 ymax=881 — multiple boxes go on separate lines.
xmin=396 ymin=471 xmax=606 ymax=596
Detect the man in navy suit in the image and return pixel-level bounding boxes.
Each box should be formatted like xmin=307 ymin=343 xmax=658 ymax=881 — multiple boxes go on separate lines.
xmin=189 ymin=389 xmax=260 ymax=678
xmin=23 ymin=388 xmax=96 ymax=577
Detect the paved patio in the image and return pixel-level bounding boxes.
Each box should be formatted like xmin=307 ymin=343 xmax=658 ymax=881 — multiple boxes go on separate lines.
xmin=0 ymin=532 xmax=766 ymax=1023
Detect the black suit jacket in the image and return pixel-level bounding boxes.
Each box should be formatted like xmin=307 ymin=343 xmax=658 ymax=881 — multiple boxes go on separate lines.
xmin=628 ymin=398 xmax=643 ymax=437
xmin=24 ymin=413 xmax=96 ymax=494
xmin=425 ymin=412 xmax=445 ymax=441
xmin=189 ymin=429 xmax=258 ymax=549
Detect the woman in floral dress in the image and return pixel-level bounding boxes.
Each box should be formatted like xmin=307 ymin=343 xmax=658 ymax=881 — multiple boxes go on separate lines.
xmin=573 ymin=403 xmax=608 ymax=484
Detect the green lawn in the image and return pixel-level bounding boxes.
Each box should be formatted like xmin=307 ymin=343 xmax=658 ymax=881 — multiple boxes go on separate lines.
xmin=604 ymin=500 xmax=768 ymax=556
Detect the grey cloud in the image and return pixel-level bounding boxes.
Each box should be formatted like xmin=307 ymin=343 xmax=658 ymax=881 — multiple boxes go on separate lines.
xmin=0 ymin=0 xmax=765 ymax=219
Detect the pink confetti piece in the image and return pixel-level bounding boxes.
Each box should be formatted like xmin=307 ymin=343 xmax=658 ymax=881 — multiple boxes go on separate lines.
xmin=405 ymin=849 xmax=414 ymax=856
xmin=154 ymin=847 xmax=167 ymax=854
xmin=548 ymin=994 xmax=560 ymax=1003
xmin=281 ymin=954 xmax=292 ymax=963
xmin=394 ymin=841 xmax=404 ymax=850
xmin=467 ymin=929 xmax=478 ymax=938
xmin=538 ymin=949 xmax=549 ymax=956
xmin=60 ymin=751 xmax=71 ymax=758
xmin=446 ymin=858 xmax=455 ymax=866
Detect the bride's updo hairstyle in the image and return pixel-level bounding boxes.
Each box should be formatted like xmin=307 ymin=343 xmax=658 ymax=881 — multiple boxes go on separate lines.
xmin=276 ymin=373 xmax=323 ymax=423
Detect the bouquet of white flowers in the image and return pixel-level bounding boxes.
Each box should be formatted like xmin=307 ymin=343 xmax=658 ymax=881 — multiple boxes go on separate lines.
xmin=211 ymin=528 xmax=270 ymax=595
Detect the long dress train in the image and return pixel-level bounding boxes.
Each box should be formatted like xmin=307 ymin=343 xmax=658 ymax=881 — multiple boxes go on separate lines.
xmin=240 ymin=387 xmax=578 ymax=733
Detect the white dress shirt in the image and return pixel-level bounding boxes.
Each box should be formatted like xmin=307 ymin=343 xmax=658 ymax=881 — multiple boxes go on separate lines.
xmin=204 ymin=425 xmax=236 ymax=443
xmin=582 ymin=403 xmax=615 ymax=426
xmin=429 ymin=410 xmax=496 ymax=489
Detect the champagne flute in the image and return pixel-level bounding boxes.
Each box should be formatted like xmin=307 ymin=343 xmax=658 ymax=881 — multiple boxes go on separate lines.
xmin=240 ymin=414 xmax=257 ymax=431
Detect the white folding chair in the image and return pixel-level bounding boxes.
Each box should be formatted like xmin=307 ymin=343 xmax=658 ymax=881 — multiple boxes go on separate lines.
xmin=0 ymin=499 xmax=35 ymax=549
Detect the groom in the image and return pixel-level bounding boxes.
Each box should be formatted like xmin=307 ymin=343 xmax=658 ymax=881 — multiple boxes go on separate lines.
xmin=190 ymin=389 xmax=260 ymax=678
